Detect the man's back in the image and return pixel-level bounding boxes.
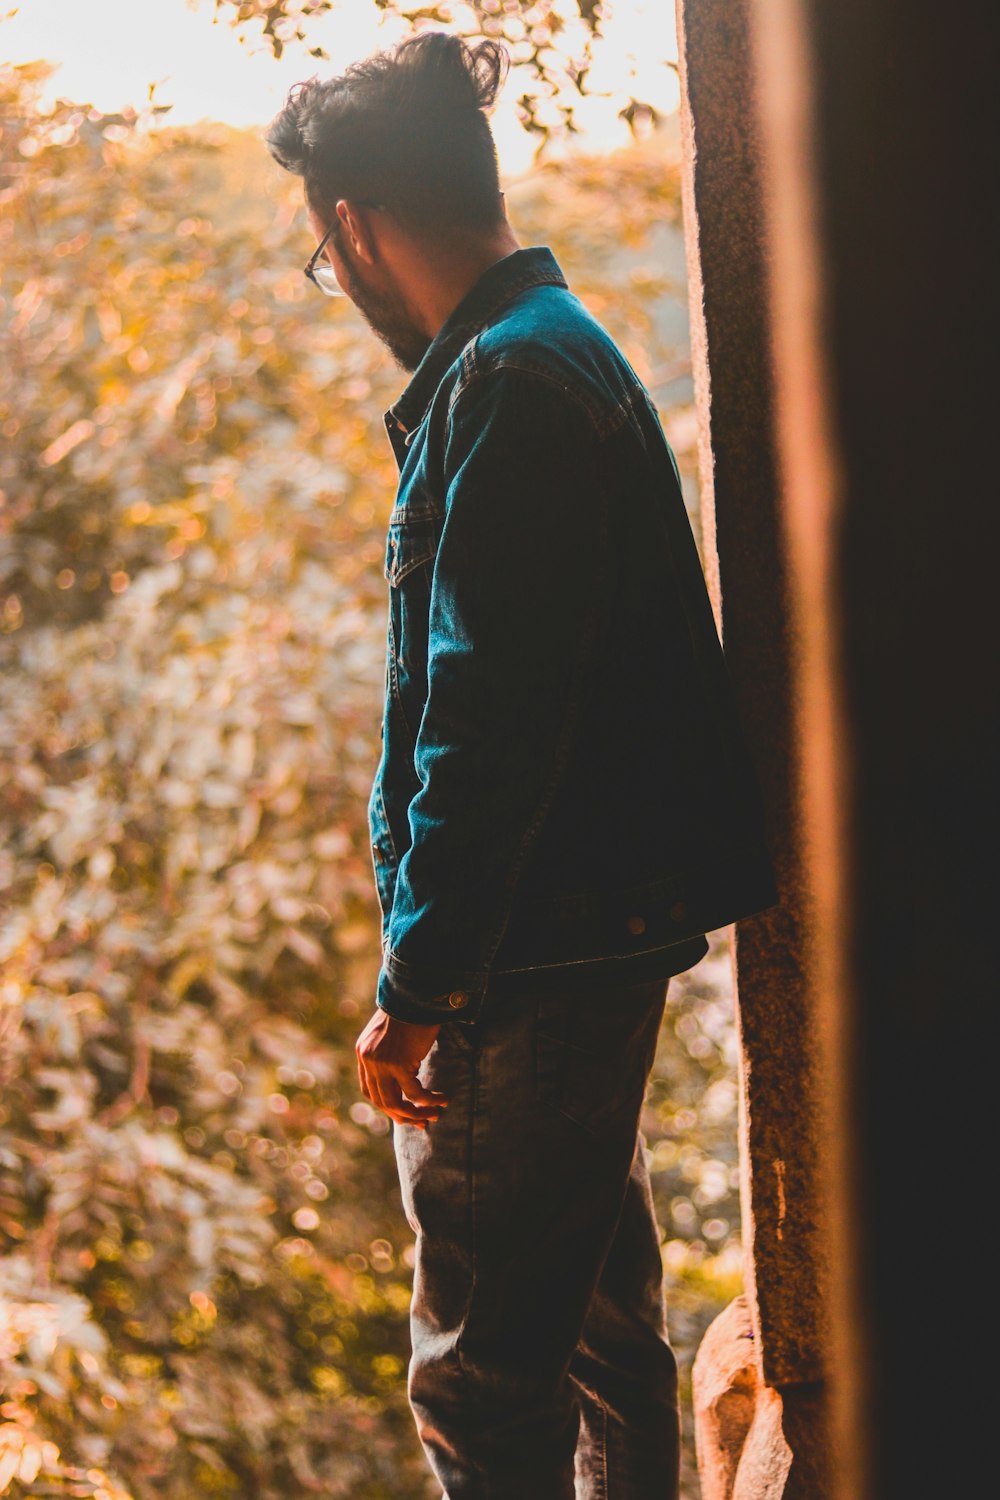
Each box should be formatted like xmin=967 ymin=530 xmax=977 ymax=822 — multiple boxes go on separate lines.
xmin=372 ymin=246 xmax=778 ymax=1024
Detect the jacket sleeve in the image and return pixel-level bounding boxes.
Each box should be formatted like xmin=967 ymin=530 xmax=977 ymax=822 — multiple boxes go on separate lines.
xmin=375 ymin=363 xmax=610 ymax=1024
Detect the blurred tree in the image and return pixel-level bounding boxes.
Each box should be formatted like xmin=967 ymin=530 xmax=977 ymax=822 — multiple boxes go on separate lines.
xmin=209 ymin=0 xmax=666 ymax=146
xmin=1 ymin=53 xmax=726 ymax=1499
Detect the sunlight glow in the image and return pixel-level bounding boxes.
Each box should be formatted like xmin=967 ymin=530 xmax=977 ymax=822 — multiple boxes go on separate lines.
xmin=0 ymin=0 xmax=679 ymax=176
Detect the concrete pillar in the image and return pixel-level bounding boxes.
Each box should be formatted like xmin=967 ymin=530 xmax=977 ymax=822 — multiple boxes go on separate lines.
xmin=748 ymin=3 xmax=995 ymax=1497
xmin=674 ymin=0 xmax=831 ymax=1492
xmin=678 ymin=0 xmax=994 ymax=1493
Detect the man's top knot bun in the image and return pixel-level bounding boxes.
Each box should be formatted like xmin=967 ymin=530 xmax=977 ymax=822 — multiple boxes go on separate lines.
xmin=395 ymin=33 xmax=509 ymax=116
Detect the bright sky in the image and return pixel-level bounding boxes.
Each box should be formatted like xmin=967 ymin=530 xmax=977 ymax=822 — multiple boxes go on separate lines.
xmin=0 ymin=0 xmax=679 ymax=177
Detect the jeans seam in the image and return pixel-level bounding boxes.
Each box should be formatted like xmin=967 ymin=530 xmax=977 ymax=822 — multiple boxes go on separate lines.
xmin=577 ymin=1380 xmax=611 ymax=1500
xmin=452 ymin=1043 xmax=483 ymax=1482
xmin=599 ymin=1391 xmax=609 ymax=1500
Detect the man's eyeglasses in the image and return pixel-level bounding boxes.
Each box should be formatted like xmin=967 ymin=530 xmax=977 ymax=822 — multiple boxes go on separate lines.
xmin=304 ymin=204 xmax=386 ymax=297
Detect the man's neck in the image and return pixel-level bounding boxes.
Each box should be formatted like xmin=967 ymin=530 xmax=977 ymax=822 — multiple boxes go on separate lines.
xmin=408 ymin=225 xmax=523 ymax=340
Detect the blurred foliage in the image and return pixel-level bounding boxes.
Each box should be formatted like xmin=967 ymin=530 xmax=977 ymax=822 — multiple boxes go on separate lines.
xmin=1 ymin=52 xmax=728 ymax=1500
xmin=210 ymin=0 xmax=664 ymax=146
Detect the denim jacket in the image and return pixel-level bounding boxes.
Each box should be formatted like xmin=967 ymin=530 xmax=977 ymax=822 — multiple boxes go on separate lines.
xmin=369 ymin=246 xmax=779 ymax=1026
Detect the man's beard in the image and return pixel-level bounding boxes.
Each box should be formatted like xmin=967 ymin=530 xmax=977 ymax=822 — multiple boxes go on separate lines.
xmin=336 ymin=252 xmax=431 ymax=373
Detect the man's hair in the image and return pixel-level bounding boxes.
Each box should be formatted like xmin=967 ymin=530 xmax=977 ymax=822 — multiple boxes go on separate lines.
xmin=264 ymin=32 xmax=509 ymax=239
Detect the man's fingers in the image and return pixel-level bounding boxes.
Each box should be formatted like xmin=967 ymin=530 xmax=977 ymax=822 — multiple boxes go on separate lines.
xmin=357 ymin=1056 xmax=404 ymax=1123
xmin=355 ymin=1009 xmax=447 ymax=1123
xmin=401 ymin=1077 xmax=449 ymax=1109
xmin=372 ymin=1071 xmax=444 ymax=1126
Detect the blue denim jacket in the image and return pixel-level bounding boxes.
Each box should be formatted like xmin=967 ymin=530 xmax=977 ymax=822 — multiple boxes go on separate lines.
xmin=369 ymin=247 xmax=779 ymax=1026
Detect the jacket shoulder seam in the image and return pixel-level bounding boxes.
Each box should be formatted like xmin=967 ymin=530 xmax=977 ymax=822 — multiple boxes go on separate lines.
xmin=449 ymin=336 xmax=627 ymax=438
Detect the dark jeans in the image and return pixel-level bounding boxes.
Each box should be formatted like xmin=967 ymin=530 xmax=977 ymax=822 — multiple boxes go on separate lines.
xmin=392 ymin=975 xmax=680 ymax=1499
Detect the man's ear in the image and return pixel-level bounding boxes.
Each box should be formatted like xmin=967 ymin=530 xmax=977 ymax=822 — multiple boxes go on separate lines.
xmin=335 ymin=199 xmax=377 ymax=267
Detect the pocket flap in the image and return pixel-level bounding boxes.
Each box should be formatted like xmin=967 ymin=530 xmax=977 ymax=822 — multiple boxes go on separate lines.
xmin=384 ymin=510 xmax=440 ymax=587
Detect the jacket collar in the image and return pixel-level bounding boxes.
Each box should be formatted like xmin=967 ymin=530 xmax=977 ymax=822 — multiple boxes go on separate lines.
xmin=384 ymin=245 xmax=567 ymax=438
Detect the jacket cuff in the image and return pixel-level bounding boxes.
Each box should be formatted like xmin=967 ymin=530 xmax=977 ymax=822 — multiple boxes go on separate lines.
xmin=375 ymin=950 xmax=487 ymax=1025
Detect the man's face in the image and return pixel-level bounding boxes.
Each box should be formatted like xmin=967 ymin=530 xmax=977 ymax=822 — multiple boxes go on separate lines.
xmin=310 ymin=205 xmax=431 ymax=373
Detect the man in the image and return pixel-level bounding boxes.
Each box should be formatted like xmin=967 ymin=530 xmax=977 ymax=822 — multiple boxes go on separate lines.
xmin=266 ymin=31 xmax=778 ymax=1500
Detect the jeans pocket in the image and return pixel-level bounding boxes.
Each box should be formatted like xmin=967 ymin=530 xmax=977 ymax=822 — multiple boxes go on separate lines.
xmin=438 ymin=1018 xmax=480 ymax=1057
xmin=533 ymin=980 xmax=667 ymax=1139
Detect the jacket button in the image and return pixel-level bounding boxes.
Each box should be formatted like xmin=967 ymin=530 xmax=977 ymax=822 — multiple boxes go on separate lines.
xmin=448 ymin=991 xmax=469 ymax=1009
xmin=626 ymin=914 xmax=646 ymax=935
xmin=670 ymin=900 xmax=688 ymax=923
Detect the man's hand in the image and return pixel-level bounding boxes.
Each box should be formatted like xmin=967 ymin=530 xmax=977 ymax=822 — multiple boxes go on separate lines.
xmin=355 ymin=1008 xmax=450 ymax=1129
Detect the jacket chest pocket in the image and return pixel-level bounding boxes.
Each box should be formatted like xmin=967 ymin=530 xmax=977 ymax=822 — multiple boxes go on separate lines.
xmin=384 ymin=508 xmax=441 ymax=676
xmin=385 ymin=513 xmax=439 ymax=585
